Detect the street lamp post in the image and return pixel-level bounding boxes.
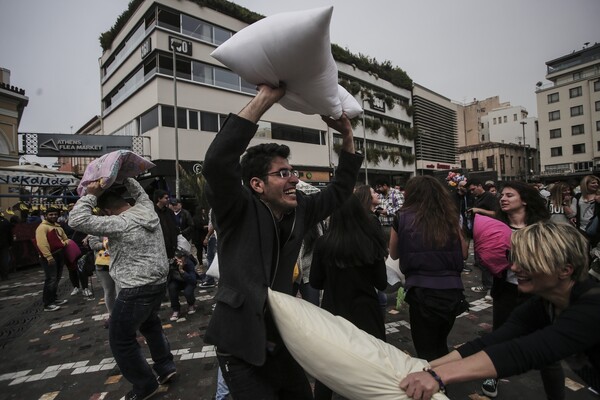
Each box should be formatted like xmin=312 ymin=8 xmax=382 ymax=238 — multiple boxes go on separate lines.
xmin=362 ymin=99 xmax=368 ymax=185
xmin=171 ymin=38 xmax=183 ymax=200
xmin=520 ymin=121 xmax=527 ymax=182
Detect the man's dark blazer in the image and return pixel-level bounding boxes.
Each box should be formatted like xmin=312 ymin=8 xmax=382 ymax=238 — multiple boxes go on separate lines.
xmin=202 ymin=113 xmax=363 ymax=366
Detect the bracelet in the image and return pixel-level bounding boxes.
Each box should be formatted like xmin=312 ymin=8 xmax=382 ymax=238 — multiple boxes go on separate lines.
xmin=423 ymin=368 xmax=447 ymax=394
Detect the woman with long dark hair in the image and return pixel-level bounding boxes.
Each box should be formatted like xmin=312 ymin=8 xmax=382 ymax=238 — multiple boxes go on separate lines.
xmin=389 ymin=176 xmax=468 ymax=362
xmin=310 ymin=194 xmax=388 ymax=400
xmin=480 ymin=181 xmax=563 ymax=399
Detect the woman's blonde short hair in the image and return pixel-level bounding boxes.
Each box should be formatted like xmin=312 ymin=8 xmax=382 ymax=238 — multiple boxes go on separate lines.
xmin=511 ymin=221 xmax=588 ymax=281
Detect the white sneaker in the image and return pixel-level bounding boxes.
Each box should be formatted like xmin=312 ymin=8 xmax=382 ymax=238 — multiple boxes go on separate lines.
xmin=70 ymin=287 xmax=80 ymax=296
xmin=83 ymin=288 xmax=94 ymax=298
xmin=169 ymin=312 xmax=179 ymax=322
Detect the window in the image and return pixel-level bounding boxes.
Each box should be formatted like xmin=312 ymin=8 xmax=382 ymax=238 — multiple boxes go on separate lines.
xmin=189 ymin=111 xmax=198 ymax=129
xmin=595 ymin=81 xmax=600 ymax=92
xmin=503 ymin=116 xmax=507 ymax=123
xmin=549 ymin=128 xmax=561 ymax=138
xmin=574 ymin=161 xmax=593 ymax=171
xmin=157 ymin=8 xmax=180 ymax=32
xmin=481 ymin=134 xmax=485 ymax=141
xmin=192 ymin=61 xmax=214 ymax=85
xmin=513 ymin=114 xmax=517 ymax=121
xmin=472 ymin=158 xmax=479 ymax=171
xmin=570 ymin=86 xmax=583 ymax=98
xmin=510 ymin=156 xmax=514 ymax=167
xmin=595 ymin=100 xmax=600 ymax=111
xmin=547 ymin=92 xmax=559 ymax=103
xmin=597 ymin=141 xmax=600 ymax=151
xmin=597 ymin=121 xmax=600 ymax=131
xmin=572 ymin=124 xmax=585 ymax=135
xmin=571 ymin=105 xmax=584 ymax=117
xmin=200 ymin=111 xmax=219 ymax=132
xmin=181 ymin=14 xmax=232 ymax=45
xmin=573 ymin=72 xmax=582 ymax=80
xmin=140 ymin=106 xmax=159 ymax=134
xmin=486 ymin=156 xmax=494 ymax=169
xmin=214 ymin=68 xmax=240 ymax=91
xmin=549 ymin=110 xmax=560 ymax=121
xmin=272 ymin=123 xmax=321 ymax=145
xmin=500 ymin=155 xmax=506 ymax=174
xmin=460 ymin=160 xmax=466 ymax=169
xmin=573 ymin=143 xmax=586 ymax=154
xmin=160 ymin=106 xmax=186 ymax=128
xmin=551 ymin=147 xmax=563 ymax=157
xmin=498 ymin=117 xmax=502 ymax=124
xmin=493 ymin=118 xmax=497 ymax=125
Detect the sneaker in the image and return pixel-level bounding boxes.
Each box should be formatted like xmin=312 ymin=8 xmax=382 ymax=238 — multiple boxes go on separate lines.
xmin=70 ymin=287 xmax=80 ymax=296
xmin=484 ymin=290 xmax=493 ymax=301
xmin=169 ymin=312 xmax=179 ymax=322
xmin=462 ymin=266 xmax=472 ymax=273
xmin=471 ymin=286 xmax=488 ymax=293
xmin=199 ymin=281 xmax=216 ymax=289
xmin=83 ymin=288 xmax=94 ymax=298
xmin=482 ymin=378 xmax=498 ymax=398
xmin=44 ymin=304 xmax=61 ymax=312
xmin=122 ymin=385 xmax=159 ymax=400
xmin=54 ymin=299 xmax=68 ymax=306
xmin=187 ymin=305 xmax=196 ymax=315
xmin=157 ymin=369 xmax=177 ymax=385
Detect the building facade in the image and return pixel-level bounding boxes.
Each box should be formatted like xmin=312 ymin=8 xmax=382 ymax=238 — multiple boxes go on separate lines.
xmin=98 ymin=0 xmax=416 ymax=195
xmin=412 ymin=84 xmax=460 ymax=175
xmin=0 ymin=68 xmax=29 ymax=212
xmin=536 ymin=42 xmax=600 ymax=180
xmin=456 ymin=96 xmax=537 ymax=182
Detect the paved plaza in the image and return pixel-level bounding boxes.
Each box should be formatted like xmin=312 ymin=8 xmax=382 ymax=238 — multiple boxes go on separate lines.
xmin=0 ymin=256 xmax=597 ymax=400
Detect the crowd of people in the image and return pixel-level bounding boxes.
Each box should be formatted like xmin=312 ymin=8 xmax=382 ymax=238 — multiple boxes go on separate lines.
xmin=3 ymin=83 xmax=599 ymax=400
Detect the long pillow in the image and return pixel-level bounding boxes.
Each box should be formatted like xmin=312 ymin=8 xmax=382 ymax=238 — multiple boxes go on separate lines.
xmin=473 ymin=214 xmax=512 ymax=277
xmin=211 ymin=7 xmax=362 ymax=119
xmin=268 ymin=289 xmax=449 ymax=400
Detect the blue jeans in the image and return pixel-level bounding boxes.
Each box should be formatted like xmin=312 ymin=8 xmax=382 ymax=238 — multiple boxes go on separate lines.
xmin=41 ymin=252 xmax=65 ymax=307
xmin=168 ymin=280 xmax=196 ymax=312
xmin=217 ymin=347 xmax=312 ymax=400
xmin=215 ymin=366 xmax=230 ymax=400
xmin=109 ymin=283 xmax=175 ymax=396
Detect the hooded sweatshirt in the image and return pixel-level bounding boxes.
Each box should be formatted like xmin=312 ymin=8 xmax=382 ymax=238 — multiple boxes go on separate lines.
xmin=69 ymin=178 xmax=168 ymax=288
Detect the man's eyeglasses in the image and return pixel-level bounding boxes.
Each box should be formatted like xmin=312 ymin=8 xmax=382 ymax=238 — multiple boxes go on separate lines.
xmin=266 ymin=169 xmax=299 ymax=179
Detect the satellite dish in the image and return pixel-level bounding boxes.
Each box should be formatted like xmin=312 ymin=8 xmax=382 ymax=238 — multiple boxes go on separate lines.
xmin=536 ymin=81 xmax=543 ymax=87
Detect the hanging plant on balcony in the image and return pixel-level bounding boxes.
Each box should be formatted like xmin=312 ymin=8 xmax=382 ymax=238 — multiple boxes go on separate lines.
xmin=388 ymin=151 xmax=400 ymax=166
xmin=350 ymin=81 xmax=362 ymax=96
xmin=383 ymin=123 xmax=400 ymax=140
xmin=384 ymin=95 xmax=395 ymax=110
xmin=366 ymin=148 xmax=381 ymax=166
xmin=380 ymin=149 xmax=389 ymax=160
xmin=400 ymin=152 xmax=416 ymax=166
xmin=400 ymin=127 xmax=418 ymax=141
xmin=405 ymin=104 xmax=414 ymax=117
xmin=338 ymin=79 xmax=351 ymax=93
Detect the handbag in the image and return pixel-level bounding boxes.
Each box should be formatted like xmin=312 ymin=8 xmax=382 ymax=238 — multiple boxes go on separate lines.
xmin=64 ymin=240 xmax=82 ymax=271
xmin=585 ymin=215 xmax=599 ymax=236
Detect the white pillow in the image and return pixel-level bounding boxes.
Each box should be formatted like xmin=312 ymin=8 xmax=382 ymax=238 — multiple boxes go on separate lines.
xmin=206 ymin=253 xmax=219 ymax=279
xmin=211 ymin=7 xmax=362 ymax=119
xmin=268 ymin=289 xmax=449 ymax=400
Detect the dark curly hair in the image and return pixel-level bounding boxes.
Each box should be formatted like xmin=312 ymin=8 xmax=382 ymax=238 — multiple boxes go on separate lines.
xmin=496 ymin=181 xmax=549 ymax=226
xmin=240 ymin=143 xmax=290 ymax=190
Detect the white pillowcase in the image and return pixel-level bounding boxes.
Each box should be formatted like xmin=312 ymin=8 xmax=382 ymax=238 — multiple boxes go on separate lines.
xmin=268 ymin=289 xmax=449 ymax=400
xmin=211 ymin=7 xmax=362 ymax=119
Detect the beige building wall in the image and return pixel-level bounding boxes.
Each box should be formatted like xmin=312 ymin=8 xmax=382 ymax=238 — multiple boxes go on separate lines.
xmin=536 ymin=44 xmax=600 ymax=176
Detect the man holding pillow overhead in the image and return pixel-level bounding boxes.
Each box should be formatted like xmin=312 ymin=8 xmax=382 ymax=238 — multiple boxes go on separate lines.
xmin=202 ymin=84 xmax=363 ymax=399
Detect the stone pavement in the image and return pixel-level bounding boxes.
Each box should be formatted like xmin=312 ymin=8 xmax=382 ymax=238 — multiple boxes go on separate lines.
xmin=0 ymin=260 xmax=597 ymax=400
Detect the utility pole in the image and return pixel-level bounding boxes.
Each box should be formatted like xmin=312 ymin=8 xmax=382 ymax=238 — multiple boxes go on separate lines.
xmin=520 ymin=121 xmax=527 ymax=182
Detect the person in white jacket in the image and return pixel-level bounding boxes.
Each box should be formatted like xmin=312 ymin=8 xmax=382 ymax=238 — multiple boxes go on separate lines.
xmin=69 ymin=177 xmax=176 ymax=400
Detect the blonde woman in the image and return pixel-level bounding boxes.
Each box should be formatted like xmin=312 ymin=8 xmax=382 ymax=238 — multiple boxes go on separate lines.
xmin=400 ymin=221 xmax=600 ymax=399
xmin=548 ymin=182 xmax=575 ymax=225
xmin=572 ymin=175 xmax=600 ymax=242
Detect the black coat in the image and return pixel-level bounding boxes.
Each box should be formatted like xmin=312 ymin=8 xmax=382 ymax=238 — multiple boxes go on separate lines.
xmin=202 ymin=113 xmax=363 ymax=366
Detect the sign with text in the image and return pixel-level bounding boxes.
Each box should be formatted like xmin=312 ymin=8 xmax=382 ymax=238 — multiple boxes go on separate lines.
xmin=169 ymin=36 xmax=192 ymax=56
xmin=20 ymin=133 xmax=134 ymax=157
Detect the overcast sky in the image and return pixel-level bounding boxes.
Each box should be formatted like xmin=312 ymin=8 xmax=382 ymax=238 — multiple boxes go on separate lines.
xmin=1 ymin=0 xmax=599 ymax=137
